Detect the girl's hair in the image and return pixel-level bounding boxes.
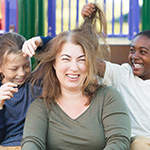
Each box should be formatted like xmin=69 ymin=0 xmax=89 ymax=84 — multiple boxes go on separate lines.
xmin=0 ymin=32 xmax=26 ymax=80
xmin=31 ymin=3 xmax=110 ymax=108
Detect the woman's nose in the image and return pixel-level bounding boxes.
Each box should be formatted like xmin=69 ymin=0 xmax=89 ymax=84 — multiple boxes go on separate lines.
xmin=70 ymin=61 xmax=78 ymax=71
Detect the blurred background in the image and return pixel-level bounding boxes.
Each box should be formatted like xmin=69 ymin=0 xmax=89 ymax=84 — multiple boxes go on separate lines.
xmin=0 ymin=0 xmax=149 ymax=65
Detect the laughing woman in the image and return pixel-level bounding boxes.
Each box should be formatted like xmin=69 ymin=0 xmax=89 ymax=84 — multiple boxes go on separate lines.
xmin=21 ymin=3 xmax=131 ymax=150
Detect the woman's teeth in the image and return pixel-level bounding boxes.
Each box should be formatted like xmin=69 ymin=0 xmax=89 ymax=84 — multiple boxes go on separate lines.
xmin=67 ymin=74 xmax=78 ymax=78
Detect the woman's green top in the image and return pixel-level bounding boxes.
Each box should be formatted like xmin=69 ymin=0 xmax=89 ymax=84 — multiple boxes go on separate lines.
xmin=21 ymin=86 xmax=131 ymax=150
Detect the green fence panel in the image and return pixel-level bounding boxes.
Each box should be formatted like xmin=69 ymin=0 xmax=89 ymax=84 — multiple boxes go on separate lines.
xmin=18 ymin=0 xmax=39 ymax=70
xmin=38 ymin=0 xmax=47 ymax=36
xmin=18 ymin=0 xmax=27 ymax=37
xmin=142 ymin=0 xmax=150 ymax=30
xmin=18 ymin=0 xmax=38 ymax=39
xmin=26 ymin=0 xmax=38 ymax=39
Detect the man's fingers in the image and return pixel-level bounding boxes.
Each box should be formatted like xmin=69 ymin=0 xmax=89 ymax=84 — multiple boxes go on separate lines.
xmin=82 ymin=3 xmax=95 ymax=17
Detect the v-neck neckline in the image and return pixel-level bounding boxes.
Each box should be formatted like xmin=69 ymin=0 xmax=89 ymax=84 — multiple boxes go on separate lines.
xmin=55 ymin=97 xmax=95 ymax=121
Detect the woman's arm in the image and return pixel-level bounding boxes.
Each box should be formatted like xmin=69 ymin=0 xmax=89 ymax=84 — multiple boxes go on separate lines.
xmin=102 ymin=87 xmax=131 ymax=150
xmin=21 ymin=98 xmax=48 ymax=150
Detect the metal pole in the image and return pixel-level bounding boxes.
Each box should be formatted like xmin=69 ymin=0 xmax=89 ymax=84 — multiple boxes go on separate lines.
xmin=48 ymin=0 xmax=56 ymax=37
xmin=18 ymin=0 xmax=27 ymax=37
xmin=38 ymin=0 xmax=46 ymax=36
xmin=128 ymin=0 xmax=139 ymax=40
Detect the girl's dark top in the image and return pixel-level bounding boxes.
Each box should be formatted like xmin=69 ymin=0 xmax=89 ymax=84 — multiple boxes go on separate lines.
xmin=0 ymin=81 xmax=42 ymax=146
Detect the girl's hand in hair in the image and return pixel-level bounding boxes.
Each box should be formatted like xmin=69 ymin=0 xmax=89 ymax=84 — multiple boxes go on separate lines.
xmin=22 ymin=36 xmax=43 ymax=57
xmin=0 ymin=82 xmax=18 ymax=109
xmin=81 ymin=3 xmax=95 ymax=18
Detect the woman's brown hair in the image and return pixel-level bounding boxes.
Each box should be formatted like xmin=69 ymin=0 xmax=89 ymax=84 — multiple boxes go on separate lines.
xmin=31 ymin=3 xmax=110 ymax=108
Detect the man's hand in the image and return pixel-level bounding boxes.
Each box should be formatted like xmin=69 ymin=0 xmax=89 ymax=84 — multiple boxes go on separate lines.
xmin=81 ymin=3 xmax=95 ymax=18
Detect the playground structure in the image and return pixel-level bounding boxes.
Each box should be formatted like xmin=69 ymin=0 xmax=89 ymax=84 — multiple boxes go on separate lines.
xmin=1 ymin=0 xmax=149 ymax=39
xmin=0 ymin=0 xmax=150 ymax=65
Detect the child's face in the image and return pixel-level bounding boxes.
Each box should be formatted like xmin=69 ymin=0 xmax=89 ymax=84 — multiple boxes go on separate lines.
xmin=128 ymin=35 xmax=150 ymax=80
xmin=0 ymin=53 xmax=31 ymax=85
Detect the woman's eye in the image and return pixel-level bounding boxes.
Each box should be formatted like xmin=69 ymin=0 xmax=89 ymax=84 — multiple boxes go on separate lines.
xmin=79 ymin=59 xmax=85 ymax=61
xmin=62 ymin=58 xmax=70 ymax=61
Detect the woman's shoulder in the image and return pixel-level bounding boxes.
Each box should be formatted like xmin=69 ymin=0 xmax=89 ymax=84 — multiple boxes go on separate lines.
xmin=31 ymin=97 xmax=44 ymax=104
xmin=27 ymin=97 xmax=52 ymax=116
xmin=29 ymin=97 xmax=46 ymax=109
xmin=96 ymin=86 xmax=125 ymax=104
xmin=95 ymin=86 xmax=128 ymax=111
xmin=96 ymin=85 xmax=120 ymax=95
